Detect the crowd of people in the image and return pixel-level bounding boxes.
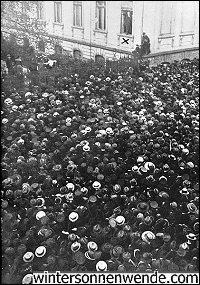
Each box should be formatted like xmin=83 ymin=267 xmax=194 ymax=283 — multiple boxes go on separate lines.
xmin=1 ymin=57 xmax=199 ymax=284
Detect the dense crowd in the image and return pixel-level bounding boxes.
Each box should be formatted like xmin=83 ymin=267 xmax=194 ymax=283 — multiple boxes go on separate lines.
xmin=1 ymin=58 xmax=199 ymax=284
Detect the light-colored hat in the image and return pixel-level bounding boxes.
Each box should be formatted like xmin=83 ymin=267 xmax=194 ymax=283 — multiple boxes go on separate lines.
xmin=22 ymin=274 xmax=33 ymax=284
xmin=69 ymin=212 xmax=79 ymax=222
xmin=23 ymin=252 xmax=34 ymax=263
xmin=66 ymin=183 xmax=75 ymax=191
xmin=115 ymin=215 xmax=125 ymax=225
xmin=137 ymin=156 xmax=144 ymax=163
xmin=96 ymin=260 xmax=108 ymax=271
xmin=36 ymin=211 xmax=46 ymax=220
xmin=141 ymin=231 xmax=156 ymax=244
xmin=35 ymin=246 xmax=46 ymax=257
xmin=71 ymin=241 xmax=81 ymax=252
xmin=87 ymin=241 xmax=98 ymax=251
xmin=92 ymin=181 xmax=101 ymax=189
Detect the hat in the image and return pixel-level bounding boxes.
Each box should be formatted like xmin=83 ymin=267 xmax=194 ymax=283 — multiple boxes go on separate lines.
xmin=92 ymin=181 xmax=101 ymax=189
xmin=141 ymin=231 xmax=156 ymax=244
xmin=137 ymin=156 xmax=144 ymax=163
xmin=23 ymin=252 xmax=34 ymax=262
xmin=35 ymin=246 xmax=46 ymax=257
xmin=22 ymin=274 xmax=33 ymax=284
xmin=144 ymin=162 xmax=155 ymax=171
xmin=89 ymin=195 xmax=97 ymax=203
xmin=36 ymin=211 xmax=46 ymax=220
xmin=186 ymin=233 xmax=197 ymax=241
xmin=137 ymin=202 xmax=149 ymax=212
xmin=69 ymin=212 xmax=79 ymax=222
xmin=113 ymin=184 xmax=121 ymax=193
xmin=85 ymin=251 xmax=95 ymax=260
xmin=144 ymin=216 xmax=154 ymax=225
xmin=163 ymin=164 xmax=170 ymax=172
xmin=150 ymin=201 xmax=158 ymax=209
xmin=66 ymin=183 xmax=75 ymax=191
xmin=96 ymin=260 xmax=107 ymax=271
xmin=179 ymin=188 xmax=190 ymax=196
xmin=73 ymin=250 xmax=86 ymax=265
xmin=87 ymin=241 xmax=98 ymax=251
xmin=71 ymin=241 xmax=81 ymax=252
xmin=115 ymin=215 xmax=125 ymax=225
xmin=109 ymin=218 xmax=117 ymax=228
xmin=187 ymin=203 xmax=198 ymax=213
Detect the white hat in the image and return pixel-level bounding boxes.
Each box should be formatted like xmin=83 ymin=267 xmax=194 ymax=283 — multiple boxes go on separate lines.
xmin=87 ymin=241 xmax=98 ymax=251
xmin=35 ymin=246 xmax=46 ymax=257
xmin=69 ymin=212 xmax=79 ymax=222
xmin=83 ymin=145 xmax=90 ymax=151
xmin=66 ymin=183 xmax=75 ymax=191
xmin=96 ymin=260 xmax=108 ymax=271
xmin=137 ymin=156 xmax=144 ymax=163
xmin=109 ymin=218 xmax=117 ymax=228
xmin=23 ymin=252 xmax=34 ymax=263
xmin=115 ymin=215 xmax=125 ymax=225
xmin=71 ymin=241 xmax=81 ymax=252
xmin=92 ymin=181 xmax=101 ymax=189
xmin=22 ymin=274 xmax=33 ymax=284
xmin=141 ymin=231 xmax=156 ymax=244
xmin=36 ymin=211 xmax=46 ymax=220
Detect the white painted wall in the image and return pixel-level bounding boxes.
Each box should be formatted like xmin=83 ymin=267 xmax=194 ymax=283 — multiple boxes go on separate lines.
xmin=41 ymin=1 xmax=199 ymax=59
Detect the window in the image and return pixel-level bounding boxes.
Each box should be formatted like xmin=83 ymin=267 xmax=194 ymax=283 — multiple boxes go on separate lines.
xmin=73 ymin=1 xmax=82 ymax=27
xmin=181 ymin=1 xmax=196 ymax=33
xmin=96 ymin=1 xmax=106 ymax=30
xmin=54 ymin=1 xmax=62 ymax=23
xmin=37 ymin=1 xmax=44 ymax=20
xmin=73 ymin=49 xmax=82 ymax=59
xmin=95 ymin=54 xmax=105 ymax=63
xmin=160 ymin=1 xmax=174 ymax=35
xmin=121 ymin=1 xmax=133 ymax=35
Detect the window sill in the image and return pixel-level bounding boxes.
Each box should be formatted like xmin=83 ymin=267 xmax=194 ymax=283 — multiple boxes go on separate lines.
xmin=158 ymin=34 xmax=175 ymax=39
xmin=53 ymin=22 xmax=64 ymax=26
xmin=179 ymin=32 xmax=195 ymax=36
xmin=94 ymin=29 xmax=107 ymax=34
xmin=72 ymin=26 xmax=84 ymax=30
xmin=118 ymin=33 xmax=133 ymax=38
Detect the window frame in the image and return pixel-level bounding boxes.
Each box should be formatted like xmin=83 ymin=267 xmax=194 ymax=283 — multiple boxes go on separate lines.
xmin=73 ymin=49 xmax=82 ymax=60
xmin=96 ymin=1 xmax=106 ymax=31
xmin=54 ymin=1 xmax=62 ymax=23
xmin=73 ymin=1 xmax=83 ymax=27
xmin=120 ymin=9 xmax=133 ymax=35
xmin=37 ymin=1 xmax=44 ymax=20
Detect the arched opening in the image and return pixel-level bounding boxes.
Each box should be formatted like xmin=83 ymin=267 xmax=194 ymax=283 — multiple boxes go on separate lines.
xmin=73 ymin=49 xmax=82 ymax=60
xmin=95 ymin=54 xmax=105 ymax=63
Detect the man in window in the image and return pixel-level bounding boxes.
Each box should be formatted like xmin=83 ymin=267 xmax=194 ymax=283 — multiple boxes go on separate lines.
xmin=124 ymin=11 xmax=132 ymax=35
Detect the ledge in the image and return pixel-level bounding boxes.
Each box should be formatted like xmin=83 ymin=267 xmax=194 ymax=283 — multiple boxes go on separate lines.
xmin=158 ymin=34 xmax=175 ymax=39
xmin=93 ymin=29 xmax=108 ymax=34
xmin=53 ymin=22 xmax=64 ymax=27
xmin=72 ymin=26 xmax=84 ymax=30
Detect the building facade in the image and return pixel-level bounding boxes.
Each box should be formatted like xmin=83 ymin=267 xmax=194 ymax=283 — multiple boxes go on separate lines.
xmin=3 ymin=1 xmax=198 ymax=61
xmin=37 ymin=1 xmax=199 ymax=60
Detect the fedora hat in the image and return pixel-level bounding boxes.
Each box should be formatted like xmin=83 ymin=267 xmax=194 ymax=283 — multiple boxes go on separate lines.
xmin=141 ymin=231 xmax=156 ymax=244
xmin=87 ymin=241 xmax=98 ymax=252
xmin=96 ymin=260 xmax=108 ymax=271
xmin=23 ymin=252 xmax=34 ymax=263
xmin=35 ymin=246 xmax=46 ymax=258
xmin=71 ymin=241 xmax=81 ymax=252
xmin=22 ymin=274 xmax=33 ymax=284
xmin=69 ymin=212 xmax=79 ymax=222
xmin=137 ymin=202 xmax=149 ymax=212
